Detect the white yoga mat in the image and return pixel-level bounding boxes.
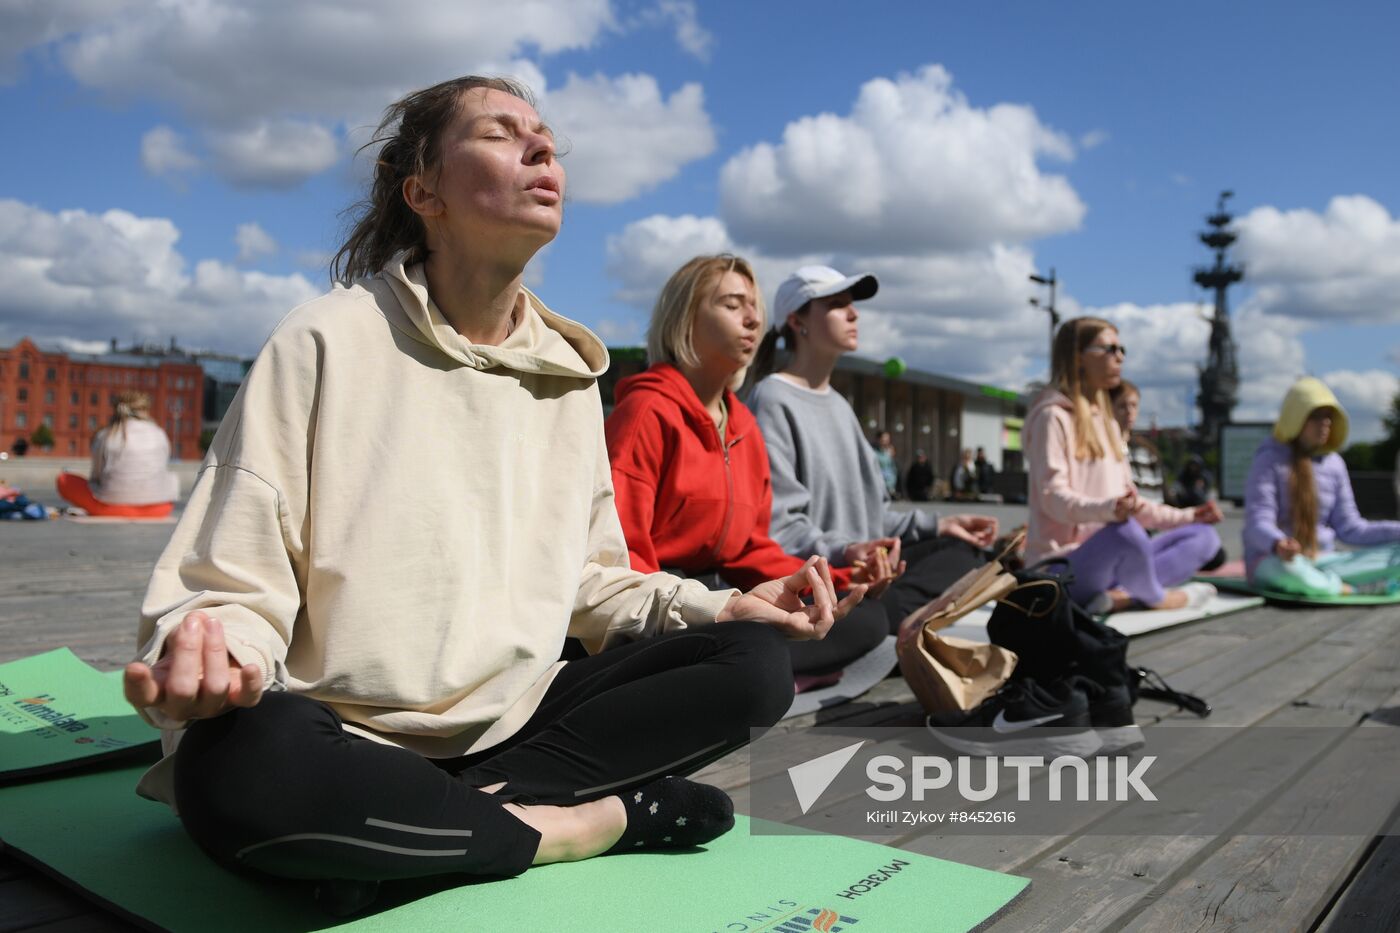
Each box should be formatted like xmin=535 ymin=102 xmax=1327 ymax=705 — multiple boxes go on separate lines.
xmin=938 ymin=592 xmax=1264 ymax=644
xmin=783 ymin=635 xmax=898 ymax=720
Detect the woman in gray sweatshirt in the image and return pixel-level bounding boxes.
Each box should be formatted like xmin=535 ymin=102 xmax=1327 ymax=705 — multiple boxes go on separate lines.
xmin=747 ymin=265 xmax=999 ymax=632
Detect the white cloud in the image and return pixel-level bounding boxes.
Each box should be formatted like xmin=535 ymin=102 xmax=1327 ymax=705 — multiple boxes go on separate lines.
xmin=55 ymin=0 xmax=615 ymax=125
xmin=0 ymin=199 xmax=318 ymax=355
xmin=1236 ymin=195 xmax=1400 ymax=324
xmin=605 ymin=214 xmax=735 ymax=305
xmin=207 ymin=119 xmax=341 ymax=188
xmin=719 ymin=65 xmax=1084 ymax=257
xmin=593 ymin=318 xmax=644 ymax=344
xmin=603 ymin=207 xmax=1399 ymax=438
xmin=140 ymin=125 xmax=200 ymax=177
xmin=605 ymin=213 xmax=1047 ymax=386
xmin=47 ymin=336 xmax=113 ymax=355
xmin=13 ymin=2 xmax=718 ymax=198
xmin=653 ymin=1 xmax=712 ymax=61
xmin=30 ymin=0 xmax=718 ymax=192
xmin=0 ymin=0 xmax=132 ymax=83
xmin=234 ymin=222 xmax=277 ymax=263
xmin=1323 ymin=369 xmax=1400 ymax=443
xmin=296 ymin=249 xmax=333 ymax=271
xmin=1079 ymin=129 xmax=1109 ymax=150
xmin=548 ymin=73 xmax=715 ymax=204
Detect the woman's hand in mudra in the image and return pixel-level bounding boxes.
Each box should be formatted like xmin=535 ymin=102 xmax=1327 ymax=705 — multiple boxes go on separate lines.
xmin=1193 ymin=500 xmax=1224 ymax=524
xmin=847 ymin=537 xmax=904 ymax=597
xmin=123 ymin=611 xmax=264 ymax=721
xmin=717 ymin=557 xmax=868 ymax=640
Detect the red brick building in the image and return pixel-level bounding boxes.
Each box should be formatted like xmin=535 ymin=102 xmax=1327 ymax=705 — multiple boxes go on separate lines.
xmin=0 ymin=338 xmax=204 ymax=459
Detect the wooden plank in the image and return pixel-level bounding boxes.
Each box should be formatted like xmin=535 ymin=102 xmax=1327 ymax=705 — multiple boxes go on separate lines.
xmin=1112 ymin=686 xmax=1400 ymax=931
xmin=0 ymin=876 xmax=90 ymax=933
xmin=966 ymin=613 xmax=1400 ymax=931
xmin=897 ymin=608 xmax=1400 ymax=896
xmin=1316 ymin=833 xmax=1400 ymax=932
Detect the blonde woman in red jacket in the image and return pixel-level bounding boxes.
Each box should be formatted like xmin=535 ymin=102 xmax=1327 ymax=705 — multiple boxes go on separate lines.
xmin=606 ymin=255 xmax=885 ymax=686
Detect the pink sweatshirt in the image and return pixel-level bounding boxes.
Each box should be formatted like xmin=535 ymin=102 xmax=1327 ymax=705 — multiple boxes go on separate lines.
xmin=1024 ymin=390 xmax=1194 ymax=564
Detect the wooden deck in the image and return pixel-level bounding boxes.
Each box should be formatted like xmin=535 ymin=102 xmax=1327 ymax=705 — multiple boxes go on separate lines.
xmin=3 ymin=519 xmax=1400 ymax=932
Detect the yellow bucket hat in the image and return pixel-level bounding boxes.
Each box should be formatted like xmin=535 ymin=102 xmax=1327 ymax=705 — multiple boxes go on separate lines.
xmin=1272 ymin=377 xmax=1349 ymax=453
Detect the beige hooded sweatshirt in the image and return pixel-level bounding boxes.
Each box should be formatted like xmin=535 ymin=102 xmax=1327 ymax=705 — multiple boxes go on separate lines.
xmin=135 ymin=255 xmax=735 ymax=804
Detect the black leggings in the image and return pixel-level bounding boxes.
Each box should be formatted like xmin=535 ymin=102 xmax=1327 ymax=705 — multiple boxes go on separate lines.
xmin=173 ymin=622 xmax=793 ymax=883
xmin=786 ymin=597 xmax=889 ymax=674
xmin=876 ymin=537 xmax=989 ymax=633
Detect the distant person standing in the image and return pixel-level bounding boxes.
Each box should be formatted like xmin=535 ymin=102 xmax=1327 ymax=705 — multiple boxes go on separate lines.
xmin=950 ymin=448 xmax=979 ymax=499
xmin=874 ymin=430 xmax=899 ymax=498
xmin=56 ymin=390 xmax=179 ymax=518
xmin=1173 ymin=455 xmax=1213 ymax=508
xmin=906 ymin=449 xmax=935 ymax=502
xmin=974 ymin=446 xmax=996 ymax=498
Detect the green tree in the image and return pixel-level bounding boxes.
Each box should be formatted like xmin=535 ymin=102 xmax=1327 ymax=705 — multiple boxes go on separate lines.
xmin=1377 ymin=389 xmax=1400 ymax=472
xmin=29 ymin=423 xmax=54 ymax=449
xmin=1342 ymin=442 xmax=1376 ymax=471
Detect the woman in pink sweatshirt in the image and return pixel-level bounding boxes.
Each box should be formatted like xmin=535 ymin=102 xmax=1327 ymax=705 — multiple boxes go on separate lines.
xmin=1024 ymin=317 xmax=1221 ymax=612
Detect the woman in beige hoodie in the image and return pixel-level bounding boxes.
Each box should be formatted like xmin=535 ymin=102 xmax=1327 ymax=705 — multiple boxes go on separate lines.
xmin=120 ymin=75 xmax=861 ymax=913
xmin=1024 ymin=317 xmax=1221 ymax=613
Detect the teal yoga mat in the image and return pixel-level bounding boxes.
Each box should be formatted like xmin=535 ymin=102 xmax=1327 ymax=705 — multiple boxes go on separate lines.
xmin=0 ymin=763 xmax=1029 ymax=932
xmin=0 ymin=648 xmax=159 ymax=782
xmin=1198 ymin=576 xmax=1400 ymax=607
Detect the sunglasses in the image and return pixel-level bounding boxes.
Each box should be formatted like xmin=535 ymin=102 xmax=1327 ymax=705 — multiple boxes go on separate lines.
xmin=1083 ymin=343 xmax=1127 ymax=357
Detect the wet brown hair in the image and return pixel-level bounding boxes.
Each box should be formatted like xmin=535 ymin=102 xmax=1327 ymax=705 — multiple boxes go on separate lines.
xmin=331 ymin=76 xmax=536 ymax=283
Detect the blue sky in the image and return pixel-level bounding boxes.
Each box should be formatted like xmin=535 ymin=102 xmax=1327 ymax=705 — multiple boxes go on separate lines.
xmin=1 ymin=0 xmax=1397 ymax=437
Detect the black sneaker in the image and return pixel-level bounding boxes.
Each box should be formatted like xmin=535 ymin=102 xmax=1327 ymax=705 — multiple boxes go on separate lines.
xmin=1069 ymin=675 xmax=1145 ymax=753
xmin=926 ymin=678 xmax=1102 ymax=758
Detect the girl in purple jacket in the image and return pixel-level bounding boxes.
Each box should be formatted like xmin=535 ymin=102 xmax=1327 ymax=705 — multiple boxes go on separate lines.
xmin=1244 ymin=378 xmax=1400 ymax=596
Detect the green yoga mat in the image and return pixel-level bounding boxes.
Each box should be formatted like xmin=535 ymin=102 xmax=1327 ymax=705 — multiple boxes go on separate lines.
xmin=0 ymin=648 xmax=159 ymax=782
xmin=0 ymin=764 xmax=1028 ymax=932
xmin=1199 ymin=576 xmax=1400 ymax=607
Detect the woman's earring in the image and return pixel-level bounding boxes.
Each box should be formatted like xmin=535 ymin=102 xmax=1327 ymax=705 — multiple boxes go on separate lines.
xmin=800 ymin=327 xmax=809 ymax=337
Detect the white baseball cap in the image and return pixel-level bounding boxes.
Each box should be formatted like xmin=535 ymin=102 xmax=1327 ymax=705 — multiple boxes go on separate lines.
xmin=772 ymin=265 xmax=879 ymax=321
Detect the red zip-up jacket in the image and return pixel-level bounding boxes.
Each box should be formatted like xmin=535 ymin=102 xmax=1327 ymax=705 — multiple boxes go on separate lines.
xmin=606 ymin=363 xmax=852 ymax=592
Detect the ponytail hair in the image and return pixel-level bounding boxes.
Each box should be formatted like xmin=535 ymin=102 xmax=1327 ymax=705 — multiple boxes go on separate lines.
xmin=108 ymin=390 xmax=152 ymax=443
xmin=1288 ymin=439 xmax=1320 ymax=557
xmin=1049 ymin=316 xmax=1124 ymax=461
xmin=331 ymin=75 xmax=537 ymax=284
xmin=746 ymin=301 xmax=809 ymax=393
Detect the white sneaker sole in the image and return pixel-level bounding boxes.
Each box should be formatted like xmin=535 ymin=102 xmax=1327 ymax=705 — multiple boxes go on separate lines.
xmin=925 ymin=720 xmax=1105 ymax=758
xmin=1094 ymin=724 xmax=1146 ymax=754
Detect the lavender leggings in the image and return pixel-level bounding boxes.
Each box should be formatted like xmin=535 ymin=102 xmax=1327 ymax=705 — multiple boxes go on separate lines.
xmin=1066 ymin=519 xmax=1221 ymax=607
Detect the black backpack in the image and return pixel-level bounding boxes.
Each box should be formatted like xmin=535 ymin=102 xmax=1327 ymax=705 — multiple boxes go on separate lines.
xmin=987 ymin=565 xmax=1210 ymax=717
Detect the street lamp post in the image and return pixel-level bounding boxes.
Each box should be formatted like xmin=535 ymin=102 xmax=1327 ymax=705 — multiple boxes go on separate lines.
xmin=1029 ymin=268 xmax=1059 ymax=369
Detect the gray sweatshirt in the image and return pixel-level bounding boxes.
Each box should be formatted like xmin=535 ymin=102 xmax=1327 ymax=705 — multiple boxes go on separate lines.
xmin=747 ymin=374 xmax=940 ymax=564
